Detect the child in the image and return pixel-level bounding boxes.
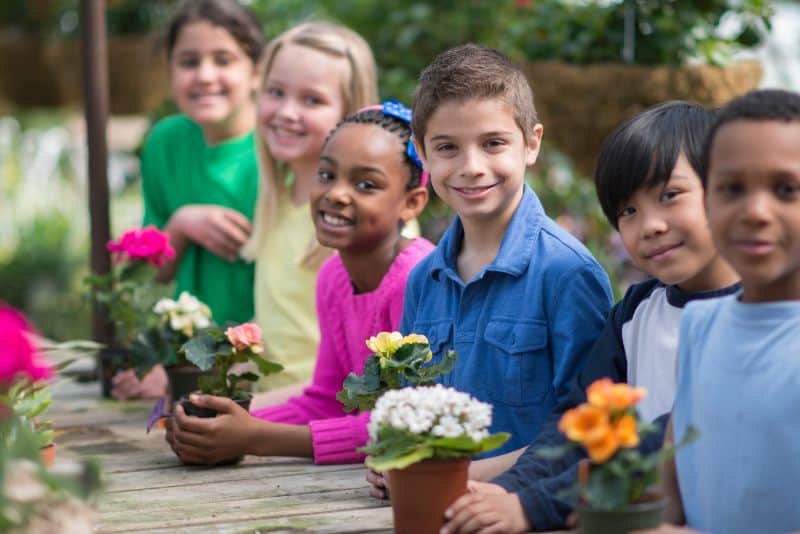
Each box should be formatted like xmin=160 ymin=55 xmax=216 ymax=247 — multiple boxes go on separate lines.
xmin=648 ymin=89 xmax=800 ymax=533
xmin=440 ymin=102 xmax=741 ymax=533
xmin=364 ymin=44 xmax=613 ymax=498
xmin=166 ymin=102 xmax=434 ymax=465
xmin=239 ymin=22 xmax=380 ymax=396
xmin=112 ymin=0 xmax=264 ymax=400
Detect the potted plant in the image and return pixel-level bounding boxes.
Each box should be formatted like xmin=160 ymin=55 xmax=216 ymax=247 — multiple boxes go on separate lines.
xmin=538 ymin=378 xmax=696 ymax=534
xmin=5 ymin=378 xmax=56 ymax=466
xmin=85 ymin=225 xmax=174 ymax=397
xmin=361 ymin=385 xmax=509 ymax=534
xmin=131 ymin=291 xmax=214 ymax=403
xmin=180 ymin=323 xmax=283 ymax=417
xmin=336 ymin=331 xmax=457 ymax=412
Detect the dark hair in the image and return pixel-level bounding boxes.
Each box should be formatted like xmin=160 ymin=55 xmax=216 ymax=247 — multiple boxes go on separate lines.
xmin=412 ymin=44 xmax=537 ymax=152
xmin=594 ymin=101 xmax=715 ymax=229
xmin=325 ymin=108 xmax=423 ymax=189
xmin=165 ymin=0 xmax=264 ymax=64
xmin=701 ymin=89 xmax=800 ymax=186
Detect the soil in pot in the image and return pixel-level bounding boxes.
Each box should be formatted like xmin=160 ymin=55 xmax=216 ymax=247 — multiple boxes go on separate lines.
xmin=388 ymin=458 xmax=470 ymax=534
xmin=98 ymin=348 xmax=133 ymax=399
xmin=165 ymin=365 xmax=215 ymax=404
xmin=178 ymin=396 xmax=252 ymax=466
xmin=578 ymin=494 xmax=667 ymax=534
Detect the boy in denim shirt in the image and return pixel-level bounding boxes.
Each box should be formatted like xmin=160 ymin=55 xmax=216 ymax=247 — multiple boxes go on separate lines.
xmin=374 ymin=44 xmax=612 ymax=475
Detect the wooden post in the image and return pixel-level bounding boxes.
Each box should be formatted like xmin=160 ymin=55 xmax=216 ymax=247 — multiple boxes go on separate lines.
xmin=81 ymin=0 xmax=113 ymax=347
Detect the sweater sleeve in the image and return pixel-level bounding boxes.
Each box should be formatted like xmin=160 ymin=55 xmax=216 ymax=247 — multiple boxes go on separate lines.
xmin=251 ymin=258 xmax=351 ymax=425
xmin=308 ymin=412 xmax=371 ymax=464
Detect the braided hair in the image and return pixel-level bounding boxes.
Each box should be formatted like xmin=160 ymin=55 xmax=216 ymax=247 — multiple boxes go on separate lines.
xmin=325 ymin=109 xmax=423 ymax=189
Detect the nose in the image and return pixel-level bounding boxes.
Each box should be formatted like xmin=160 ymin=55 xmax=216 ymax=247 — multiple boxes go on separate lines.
xmin=640 ymin=208 xmax=668 ymax=239
xmin=195 ymin=58 xmax=215 ymax=82
xmin=458 ymin=146 xmax=485 ymax=179
xmin=324 ymin=179 xmax=350 ymax=205
xmin=276 ymin=97 xmax=300 ymax=121
xmin=740 ymin=191 xmax=771 ymax=225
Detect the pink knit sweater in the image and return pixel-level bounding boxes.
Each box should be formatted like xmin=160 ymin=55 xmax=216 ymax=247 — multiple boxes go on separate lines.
xmin=251 ymin=238 xmax=434 ymax=464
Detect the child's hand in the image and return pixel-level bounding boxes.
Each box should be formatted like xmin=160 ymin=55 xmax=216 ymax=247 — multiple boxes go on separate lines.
xmin=172 ymin=205 xmax=252 ymax=262
xmin=111 ymin=367 xmax=167 ymax=400
xmin=440 ymin=489 xmax=530 ymax=534
xmin=365 ymin=465 xmax=390 ymax=500
xmin=166 ymin=393 xmax=255 ymax=464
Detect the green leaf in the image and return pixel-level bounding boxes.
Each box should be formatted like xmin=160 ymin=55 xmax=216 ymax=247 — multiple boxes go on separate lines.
xmin=412 ymin=349 xmax=457 ymax=385
xmin=235 ymin=371 xmax=260 ymax=383
xmin=250 ymin=354 xmax=284 ymax=376
xmin=198 ymin=374 xmax=224 ymax=395
xmin=337 ymin=356 xmax=383 ymax=412
xmin=183 ymin=334 xmax=219 ymax=371
xmin=366 ymin=444 xmax=435 ymax=471
xmin=476 ymin=432 xmax=511 ymax=453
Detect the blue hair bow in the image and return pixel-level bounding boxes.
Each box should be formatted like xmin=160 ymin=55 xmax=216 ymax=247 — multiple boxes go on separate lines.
xmin=382 ymin=100 xmax=426 ymax=176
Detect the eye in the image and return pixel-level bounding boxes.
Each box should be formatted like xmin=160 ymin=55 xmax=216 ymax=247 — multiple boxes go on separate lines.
xmin=714 ymin=181 xmax=743 ymax=197
xmin=484 ymin=138 xmax=507 ymax=151
xmin=214 ymin=53 xmax=235 ymax=67
xmin=266 ymin=86 xmax=283 ymax=98
xmin=178 ymin=57 xmax=199 ymax=68
xmin=434 ymin=143 xmax=455 ymax=153
xmin=617 ymin=206 xmax=636 ymax=219
xmin=303 ymin=95 xmax=324 ymax=106
xmin=355 ymin=179 xmax=378 ymax=191
xmin=317 ymin=170 xmax=334 ymax=183
xmin=775 ymin=181 xmax=800 ymax=199
xmin=659 ymin=189 xmax=680 ymax=203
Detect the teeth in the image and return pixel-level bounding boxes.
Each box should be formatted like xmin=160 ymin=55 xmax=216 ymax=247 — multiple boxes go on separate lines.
xmin=322 ymin=213 xmax=351 ymax=226
xmin=460 ymin=187 xmax=490 ymax=194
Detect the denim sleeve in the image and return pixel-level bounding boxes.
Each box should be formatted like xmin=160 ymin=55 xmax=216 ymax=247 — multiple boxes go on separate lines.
xmin=398 ymin=264 xmax=423 ymax=335
xmin=547 ymin=262 xmax=613 ymax=404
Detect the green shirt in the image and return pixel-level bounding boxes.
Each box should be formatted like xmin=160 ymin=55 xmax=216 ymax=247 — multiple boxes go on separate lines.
xmin=141 ymin=115 xmax=257 ymax=324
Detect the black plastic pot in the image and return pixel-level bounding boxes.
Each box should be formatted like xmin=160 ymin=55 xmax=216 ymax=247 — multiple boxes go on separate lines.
xmin=98 ymin=348 xmax=132 ymax=398
xmin=178 ymin=396 xmax=252 ymax=465
xmin=577 ymin=495 xmax=667 ymax=534
xmin=165 ymin=365 xmax=214 ymax=403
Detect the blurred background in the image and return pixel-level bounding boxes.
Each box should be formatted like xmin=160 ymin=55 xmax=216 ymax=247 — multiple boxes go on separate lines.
xmin=1 ymin=0 xmax=796 ymax=341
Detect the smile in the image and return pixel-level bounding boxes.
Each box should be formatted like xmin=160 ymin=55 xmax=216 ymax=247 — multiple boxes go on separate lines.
xmin=451 ymin=184 xmax=498 ymax=199
xmin=320 ymin=211 xmax=354 ymax=227
xmin=270 ymin=125 xmax=306 ymax=138
xmin=732 ymin=239 xmax=775 ymax=256
xmin=643 ymin=242 xmax=682 ymax=261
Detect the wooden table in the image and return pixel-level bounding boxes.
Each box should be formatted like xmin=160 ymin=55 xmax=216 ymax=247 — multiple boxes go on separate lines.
xmin=50 ymin=379 xmax=393 ymax=533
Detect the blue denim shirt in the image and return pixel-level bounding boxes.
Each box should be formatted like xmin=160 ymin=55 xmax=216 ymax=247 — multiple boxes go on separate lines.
xmin=400 ymin=185 xmax=613 ymax=457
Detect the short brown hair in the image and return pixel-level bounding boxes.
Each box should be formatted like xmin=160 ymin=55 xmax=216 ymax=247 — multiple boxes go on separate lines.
xmin=412 ymin=44 xmax=538 ymax=152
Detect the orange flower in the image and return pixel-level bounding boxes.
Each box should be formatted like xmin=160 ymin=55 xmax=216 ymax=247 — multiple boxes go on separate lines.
xmin=614 ymin=413 xmax=640 ymax=448
xmin=559 ymin=404 xmax=610 ymax=444
xmin=585 ymin=428 xmax=620 ymax=463
xmin=587 ymin=378 xmax=646 ymax=411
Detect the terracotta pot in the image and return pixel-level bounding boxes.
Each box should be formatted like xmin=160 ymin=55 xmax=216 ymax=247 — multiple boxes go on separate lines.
xmin=388 ymin=458 xmax=470 ymax=534
xmin=165 ymin=365 xmax=214 ymax=404
xmin=578 ymin=494 xmax=667 ymax=534
xmin=40 ymin=443 xmax=56 ymax=467
xmin=98 ymin=348 xmax=133 ymax=398
xmin=179 ymin=396 xmax=252 ymax=466
xmin=524 ymin=59 xmax=763 ymax=176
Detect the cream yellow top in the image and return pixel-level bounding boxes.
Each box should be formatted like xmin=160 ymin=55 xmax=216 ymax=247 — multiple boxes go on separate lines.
xmin=254 ymin=193 xmax=322 ymax=389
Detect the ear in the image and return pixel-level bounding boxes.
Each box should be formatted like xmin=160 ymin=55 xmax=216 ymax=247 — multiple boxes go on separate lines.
xmin=412 ymin=137 xmax=429 ymax=173
xmin=400 ymin=186 xmax=429 ymax=224
xmin=524 ymin=123 xmax=544 ymax=167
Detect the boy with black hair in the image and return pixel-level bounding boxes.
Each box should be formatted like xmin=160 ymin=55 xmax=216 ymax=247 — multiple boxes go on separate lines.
xmin=441 ymin=101 xmax=740 ymax=534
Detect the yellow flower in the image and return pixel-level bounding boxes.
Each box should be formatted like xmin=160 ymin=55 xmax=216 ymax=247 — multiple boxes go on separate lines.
xmin=365 ymin=331 xmax=404 ymax=358
xmin=587 ymin=378 xmax=646 ymax=411
xmin=402 ymin=333 xmax=432 ymax=361
xmin=585 ymin=428 xmax=620 ymax=463
xmin=559 ymin=404 xmax=610 ymax=444
xmin=614 ymin=413 xmax=640 ymax=448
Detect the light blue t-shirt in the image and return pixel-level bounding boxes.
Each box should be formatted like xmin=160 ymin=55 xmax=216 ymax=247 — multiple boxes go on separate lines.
xmin=673 ymin=294 xmax=800 ymax=534
xmin=400 ymin=185 xmax=613 ymax=457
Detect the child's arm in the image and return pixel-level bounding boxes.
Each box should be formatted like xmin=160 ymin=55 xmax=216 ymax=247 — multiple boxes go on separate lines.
xmin=441 ymin=489 xmax=531 ymax=534
xmin=468 ymin=446 xmax=526 ymax=481
xmin=661 ymin=417 xmax=686 ymax=525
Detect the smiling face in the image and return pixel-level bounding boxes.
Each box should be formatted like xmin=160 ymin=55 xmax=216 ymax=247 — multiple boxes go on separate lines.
xmin=257 ymin=43 xmax=347 ymax=178
xmin=617 ymin=154 xmax=732 ymax=292
xmin=169 ymin=20 xmax=258 ymax=143
xmin=418 ymin=98 xmax=541 ymax=229
xmin=705 ymin=120 xmax=800 ymax=302
xmin=310 ymin=123 xmax=419 ymax=254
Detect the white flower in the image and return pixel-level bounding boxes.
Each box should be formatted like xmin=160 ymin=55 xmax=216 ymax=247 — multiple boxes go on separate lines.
xmin=155 ymin=292 xmax=212 ymax=335
xmin=368 ymin=385 xmax=494 ymax=443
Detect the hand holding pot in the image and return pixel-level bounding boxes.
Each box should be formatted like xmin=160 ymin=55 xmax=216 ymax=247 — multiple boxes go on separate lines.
xmin=166 ymin=394 xmax=256 ymax=464
xmin=366 ymin=466 xmax=389 ymax=500
xmin=440 ymin=488 xmax=530 ymax=534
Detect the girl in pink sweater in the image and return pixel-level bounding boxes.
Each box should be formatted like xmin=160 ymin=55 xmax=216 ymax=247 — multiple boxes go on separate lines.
xmin=166 ymin=102 xmax=434 ymax=465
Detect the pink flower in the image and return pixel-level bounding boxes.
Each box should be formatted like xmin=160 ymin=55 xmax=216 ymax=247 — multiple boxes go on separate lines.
xmin=225 ymin=323 xmax=264 ymax=354
xmin=107 ymin=226 xmax=176 ymax=267
xmin=0 ymin=304 xmax=53 ymax=388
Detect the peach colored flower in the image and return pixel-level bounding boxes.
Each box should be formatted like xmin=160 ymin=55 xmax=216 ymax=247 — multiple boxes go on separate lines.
xmin=585 ymin=428 xmax=620 ymax=463
xmin=615 ymin=413 xmax=640 ymax=448
xmin=225 ymin=323 xmax=264 ymax=354
xmin=559 ymin=404 xmax=610 ymax=444
xmin=587 ymin=378 xmax=646 ymax=411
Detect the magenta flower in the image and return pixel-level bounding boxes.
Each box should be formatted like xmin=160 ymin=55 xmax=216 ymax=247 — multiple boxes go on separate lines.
xmin=0 ymin=304 xmax=53 ymax=387
xmin=106 ymin=226 xmax=176 ymax=267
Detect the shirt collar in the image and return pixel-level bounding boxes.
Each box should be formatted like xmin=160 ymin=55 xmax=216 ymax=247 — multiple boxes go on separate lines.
xmin=430 ymin=184 xmax=544 ymax=282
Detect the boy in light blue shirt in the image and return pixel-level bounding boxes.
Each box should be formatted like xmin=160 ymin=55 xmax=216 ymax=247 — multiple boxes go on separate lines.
xmin=402 ymin=44 xmax=610 ymax=457
xmin=653 ymin=89 xmax=800 ymax=533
